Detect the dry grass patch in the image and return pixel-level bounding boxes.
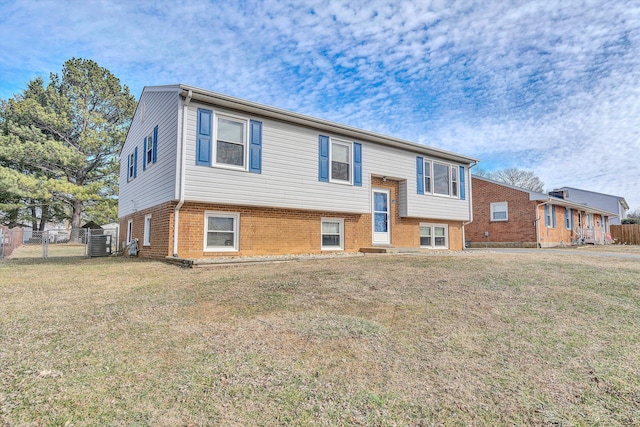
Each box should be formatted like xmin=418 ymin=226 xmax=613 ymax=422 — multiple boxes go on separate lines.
xmin=1 ymin=252 xmax=639 ymax=426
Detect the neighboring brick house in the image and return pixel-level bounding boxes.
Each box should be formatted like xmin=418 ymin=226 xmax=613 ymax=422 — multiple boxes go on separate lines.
xmin=118 ymin=85 xmax=479 ymax=260
xmin=467 ymin=176 xmax=617 ymax=248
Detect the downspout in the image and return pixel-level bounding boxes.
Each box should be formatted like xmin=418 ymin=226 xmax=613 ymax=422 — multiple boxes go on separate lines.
xmin=535 ymin=200 xmax=552 ymax=249
xmin=173 ymin=89 xmax=192 ymax=257
xmin=462 ymin=161 xmax=477 ymax=250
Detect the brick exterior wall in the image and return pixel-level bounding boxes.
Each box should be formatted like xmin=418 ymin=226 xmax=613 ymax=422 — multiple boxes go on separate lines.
xmin=468 ymin=178 xmax=607 ymax=247
xmin=119 ymin=201 xmax=175 ymax=258
xmin=119 ymin=177 xmax=465 ymax=260
xmin=466 ymin=178 xmax=538 ymax=246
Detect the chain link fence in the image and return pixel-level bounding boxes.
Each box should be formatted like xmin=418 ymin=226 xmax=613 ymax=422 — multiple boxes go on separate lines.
xmin=1 ymin=228 xmax=118 ymax=259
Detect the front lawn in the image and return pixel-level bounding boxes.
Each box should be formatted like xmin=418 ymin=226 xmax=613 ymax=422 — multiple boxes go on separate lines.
xmin=1 ymin=252 xmax=638 ymax=426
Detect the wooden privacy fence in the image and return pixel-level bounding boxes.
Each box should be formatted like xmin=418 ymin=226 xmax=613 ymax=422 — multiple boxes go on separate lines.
xmin=610 ymin=224 xmax=640 ymax=245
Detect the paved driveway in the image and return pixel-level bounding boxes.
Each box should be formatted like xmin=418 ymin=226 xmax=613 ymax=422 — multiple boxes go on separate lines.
xmin=468 ymin=247 xmax=640 ymax=260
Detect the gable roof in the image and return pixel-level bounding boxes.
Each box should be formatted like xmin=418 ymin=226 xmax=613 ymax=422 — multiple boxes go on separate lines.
xmin=554 ymin=186 xmax=629 ymax=210
xmin=137 ymin=84 xmax=479 ymax=165
xmin=472 ymin=176 xmax=618 ymax=217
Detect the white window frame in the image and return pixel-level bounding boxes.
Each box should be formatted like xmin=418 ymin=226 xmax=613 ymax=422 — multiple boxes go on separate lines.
xmin=203 ymin=211 xmax=240 ymax=252
xmin=490 ymin=202 xmax=508 ymax=221
xmin=127 ymin=219 xmax=133 ymax=244
xmin=423 ymin=159 xmax=460 ymax=198
xmin=128 ymin=152 xmax=135 ymax=180
xmin=565 ymin=208 xmax=571 ymax=230
xmin=419 ymin=223 xmax=448 ymax=249
xmin=329 ymin=139 xmax=353 ymax=184
xmin=143 ymin=214 xmax=152 ymax=246
xmin=213 ymin=113 xmax=248 ymax=170
xmin=321 ymin=218 xmax=344 ymax=251
xmin=146 ymin=132 xmax=154 ymax=166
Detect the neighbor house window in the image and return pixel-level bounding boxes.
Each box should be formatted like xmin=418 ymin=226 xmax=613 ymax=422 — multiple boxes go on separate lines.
xmin=143 ymin=214 xmax=152 ymax=246
xmin=602 ymin=216 xmax=607 ymax=232
xmin=321 ymin=218 xmax=344 ymax=250
xmin=420 ymin=224 xmax=448 ymax=249
xmin=565 ymin=208 xmax=571 ymax=230
xmin=544 ymin=204 xmax=556 ymax=228
xmin=490 ymin=202 xmax=508 ymax=221
xmin=423 ymin=160 xmax=460 ymax=198
xmin=216 ymin=115 xmax=247 ymax=167
xmin=331 ymin=140 xmax=351 ymax=183
xmin=127 ymin=219 xmax=133 ymax=244
xmin=204 ymin=211 xmax=239 ymax=251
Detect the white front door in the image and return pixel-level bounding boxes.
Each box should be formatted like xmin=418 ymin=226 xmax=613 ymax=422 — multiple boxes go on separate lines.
xmin=372 ymin=188 xmax=390 ymax=245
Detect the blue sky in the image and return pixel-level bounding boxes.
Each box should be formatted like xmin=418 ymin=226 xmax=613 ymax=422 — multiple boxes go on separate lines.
xmin=1 ymin=0 xmax=639 ymax=210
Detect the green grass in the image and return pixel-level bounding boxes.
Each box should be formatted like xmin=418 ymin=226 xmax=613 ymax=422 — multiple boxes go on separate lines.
xmin=1 ymin=251 xmax=639 ymax=426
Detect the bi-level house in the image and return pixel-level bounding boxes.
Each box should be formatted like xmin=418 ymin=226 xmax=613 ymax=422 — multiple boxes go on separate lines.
xmin=467 ymin=176 xmax=617 ymax=248
xmin=118 ymin=85 xmax=478 ymax=260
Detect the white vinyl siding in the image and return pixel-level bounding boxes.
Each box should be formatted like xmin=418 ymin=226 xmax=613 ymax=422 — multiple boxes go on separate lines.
xmin=119 ymin=88 xmax=180 ymax=218
xmin=183 ymin=101 xmax=472 ymax=221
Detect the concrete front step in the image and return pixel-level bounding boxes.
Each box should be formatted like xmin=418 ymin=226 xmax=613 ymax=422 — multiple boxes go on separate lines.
xmin=359 ymin=247 xmax=425 ymax=254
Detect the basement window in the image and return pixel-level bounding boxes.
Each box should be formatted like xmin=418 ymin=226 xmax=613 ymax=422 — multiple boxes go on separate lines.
xmin=321 ymin=218 xmax=344 ymax=250
xmin=204 ymin=211 xmax=239 ymax=252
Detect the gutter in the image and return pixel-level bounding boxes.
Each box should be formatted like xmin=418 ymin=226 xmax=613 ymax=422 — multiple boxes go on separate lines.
xmin=535 ymin=200 xmax=553 ymax=249
xmin=462 ymin=160 xmax=478 ymax=250
xmin=173 ymin=90 xmax=192 ymax=257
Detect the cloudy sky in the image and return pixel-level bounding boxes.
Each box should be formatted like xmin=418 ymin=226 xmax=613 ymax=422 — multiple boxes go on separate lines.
xmin=1 ymin=0 xmax=639 ymax=210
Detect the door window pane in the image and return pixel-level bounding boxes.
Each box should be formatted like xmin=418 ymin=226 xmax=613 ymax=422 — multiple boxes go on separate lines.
xmin=374 ymin=192 xmax=387 ymax=212
xmin=374 ymin=213 xmax=388 ymax=232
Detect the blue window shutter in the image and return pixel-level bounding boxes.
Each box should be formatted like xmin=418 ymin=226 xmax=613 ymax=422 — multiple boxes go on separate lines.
xmin=152 ymin=125 xmax=158 ymax=163
xmin=318 ymin=135 xmax=329 ymax=182
xmin=570 ymin=208 xmax=574 ymax=229
xmin=134 ymin=147 xmax=138 ymax=178
xmin=143 ymin=137 xmax=147 ymax=171
xmin=196 ymin=108 xmax=212 ymax=166
xmin=459 ymin=166 xmax=465 ymax=200
xmin=416 ymin=157 xmax=424 ymax=194
xmin=552 ymin=205 xmax=556 ymax=228
xmin=353 ymin=142 xmax=362 ymax=186
xmin=249 ymin=120 xmax=262 ymax=173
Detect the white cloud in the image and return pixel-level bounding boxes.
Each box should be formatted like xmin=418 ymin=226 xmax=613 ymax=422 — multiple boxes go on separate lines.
xmin=1 ymin=0 xmax=639 ymax=208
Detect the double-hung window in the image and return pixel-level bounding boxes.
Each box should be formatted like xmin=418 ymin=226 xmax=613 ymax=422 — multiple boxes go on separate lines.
xmin=565 ymin=208 xmax=571 ymax=230
xmin=216 ymin=116 xmax=247 ymax=167
xmin=422 ymin=159 xmax=461 ymax=198
xmin=420 ymin=224 xmax=448 ymax=249
xmin=146 ymin=132 xmax=153 ymax=165
xmin=204 ymin=211 xmax=239 ymax=252
xmin=318 ymin=135 xmax=362 ymax=186
xmin=127 ymin=147 xmax=137 ymax=181
xmin=321 ymin=218 xmax=344 ymax=250
xmin=491 ymin=202 xmax=508 ymax=221
xmin=331 ymin=140 xmax=351 ymax=183
xmin=544 ymin=204 xmax=556 ymax=228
